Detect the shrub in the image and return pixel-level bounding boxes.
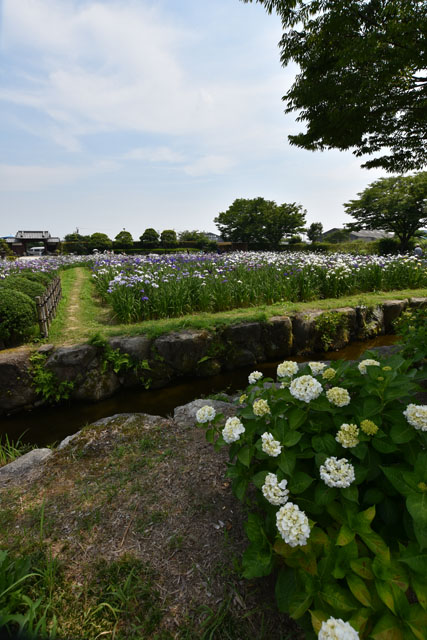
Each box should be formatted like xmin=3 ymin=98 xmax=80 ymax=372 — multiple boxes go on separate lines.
xmin=199 ymin=353 xmax=427 ymax=639
xmin=394 ymin=308 xmax=427 ymax=364
xmin=21 ymin=271 xmax=54 ymax=287
xmin=0 ymin=289 xmax=37 ymax=344
xmin=0 ymin=275 xmax=45 ymax=301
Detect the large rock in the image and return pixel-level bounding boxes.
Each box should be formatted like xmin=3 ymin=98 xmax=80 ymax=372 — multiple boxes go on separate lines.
xmin=45 ymin=344 xmax=98 ymax=381
xmin=72 ymin=368 xmax=121 ymax=402
xmin=0 ymin=347 xmax=38 ymax=414
xmin=382 ymin=300 xmax=408 ymax=333
xmin=0 ymin=448 xmax=52 ymax=484
xmin=222 ymin=323 xmax=265 ymax=369
xmin=108 ymin=336 xmax=151 ymax=361
xmin=153 ymin=330 xmax=211 ymax=375
xmin=355 ymin=305 xmax=385 ymax=339
xmin=173 ymin=398 xmax=236 ymax=428
xmin=262 ymin=316 xmax=293 ymax=359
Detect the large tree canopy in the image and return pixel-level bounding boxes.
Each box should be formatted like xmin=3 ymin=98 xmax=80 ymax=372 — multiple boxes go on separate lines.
xmin=214 ymin=197 xmax=306 ymax=247
xmin=242 ymin=0 xmax=427 ymax=172
xmin=344 ymin=171 xmax=427 ymax=250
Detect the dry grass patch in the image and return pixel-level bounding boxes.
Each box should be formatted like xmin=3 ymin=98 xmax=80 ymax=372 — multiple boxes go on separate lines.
xmin=0 ymin=413 xmax=303 ymax=639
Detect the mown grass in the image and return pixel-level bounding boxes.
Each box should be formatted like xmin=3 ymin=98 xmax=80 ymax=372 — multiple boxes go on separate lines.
xmin=46 ymin=266 xmax=427 ymax=345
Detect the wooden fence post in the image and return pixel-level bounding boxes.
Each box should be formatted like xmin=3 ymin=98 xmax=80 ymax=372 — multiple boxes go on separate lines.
xmin=35 ymin=276 xmax=62 ymax=338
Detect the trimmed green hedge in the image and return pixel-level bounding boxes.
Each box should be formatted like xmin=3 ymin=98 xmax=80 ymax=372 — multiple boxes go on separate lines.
xmin=0 ymin=276 xmax=45 ymax=301
xmin=0 ymin=289 xmax=37 ymax=344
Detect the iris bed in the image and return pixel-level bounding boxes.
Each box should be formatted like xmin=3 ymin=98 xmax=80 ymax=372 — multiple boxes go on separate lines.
xmin=89 ymin=251 xmax=427 ymax=323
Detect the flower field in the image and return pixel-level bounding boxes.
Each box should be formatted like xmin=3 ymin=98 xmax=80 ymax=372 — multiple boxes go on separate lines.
xmin=90 ymin=251 xmax=427 ymax=323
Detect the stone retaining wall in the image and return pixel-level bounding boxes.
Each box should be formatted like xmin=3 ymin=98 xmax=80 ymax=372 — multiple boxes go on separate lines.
xmin=0 ymin=297 xmax=425 ymax=415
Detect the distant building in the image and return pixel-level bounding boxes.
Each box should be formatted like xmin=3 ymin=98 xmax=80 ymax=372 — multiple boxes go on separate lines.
xmin=321 ymin=228 xmax=392 ymax=242
xmin=203 ymin=232 xmax=222 ymax=243
xmin=348 ymin=230 xmax=393 ymax=242
xmin=4 ymin=231 xmax=61 ymax=256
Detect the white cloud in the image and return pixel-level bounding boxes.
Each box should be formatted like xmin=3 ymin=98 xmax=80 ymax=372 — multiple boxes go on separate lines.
xmin=0 ymin=162 xmax=118 ymax=191
xmin=0 ymin=0 xmax=290 ymax=152
xmin=123 ymin=146 xmax=185 ymax=163
xmin=183 ymin=155 xmax=235 ymax=177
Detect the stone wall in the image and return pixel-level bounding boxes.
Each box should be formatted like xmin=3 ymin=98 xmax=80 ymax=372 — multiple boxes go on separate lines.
xmin=0 ymin=297 xmax=425 ymax=415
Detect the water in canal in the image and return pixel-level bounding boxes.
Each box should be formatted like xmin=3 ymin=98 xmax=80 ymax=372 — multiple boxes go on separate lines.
xmin=0 ymin=335 xmax=397 ymax=447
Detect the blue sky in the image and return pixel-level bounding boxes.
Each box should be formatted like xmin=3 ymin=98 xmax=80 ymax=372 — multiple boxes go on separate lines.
xmin=0 ymin=0 xmax=386 ymax=241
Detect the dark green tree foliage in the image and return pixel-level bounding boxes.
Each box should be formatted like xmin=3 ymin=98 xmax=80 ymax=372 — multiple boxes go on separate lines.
xmin=160 ymin=230 xmax=177 ymax=247
xmin=89 ymin=233 xmax=113 ymax=252
xmin=114 ymin=230 xmax=134 ymax=249
xmin=63 ymin=233 xmax=90 ymax=254
xmin=242 ymin=0 xmax=427 ymax=172
xmin=214 ymin=197 xmax=306 ymax=247
xmin=140 ymin=228 xmax=160 ymax=246
xmin=345 ymin=171 xmax=427 ymax=251
xmin=0 ymin=289 xmax=36 ymax=345
xmin=178 ymin=230 xmax=209 ymax=243
xmin=307 ymin=222 xmax=323 ymax=242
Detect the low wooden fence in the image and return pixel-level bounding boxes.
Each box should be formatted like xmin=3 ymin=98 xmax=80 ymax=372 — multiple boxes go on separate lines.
xmin=35 ymin=276 xmax=62 ymax=337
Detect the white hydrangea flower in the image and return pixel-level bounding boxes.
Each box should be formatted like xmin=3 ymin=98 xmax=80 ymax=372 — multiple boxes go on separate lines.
xmin=319 ymin=616 xmax=359 ymax=640
xmin=358 ymin=359 xmax=380 ymax=374
xmin=222 ymin=416 xmax=245 ymax=444
xmin=320 ymin=457 xmax=355 ymax=488
xmin=308 ymin=361 xmax=327 ymax=375
xmin=289 ymin=375 xmax=323 ymax=403
xmin=196 ymin=405 xmax=216 ymax=423
xmin=262 ymin=473 xmax=289 ymax=506
xmin=276 ymin=502 xmax=310 ymax=547
xmin=261 ymin=432 xmax=282 ymax=457
xmin=277 ymin=361 xmax=299 ymax=378
xmin=403 ymin=404 xmax=427 ymax=431
xmin=248 ymin=370 xmax=263 ymax=385
xmin=326 ymin=387 xmax=351 ymax=407
xmin=253 ymin=398 xmax=271 ymax=416
xmin=336 ymin=423 xmax=359 ymax=448
xmin=322 ymin=367 xmax=336 ymax=381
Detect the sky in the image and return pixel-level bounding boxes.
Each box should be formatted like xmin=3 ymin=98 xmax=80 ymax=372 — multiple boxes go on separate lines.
xmin=0 ymin=0 xmax=387 ymax=241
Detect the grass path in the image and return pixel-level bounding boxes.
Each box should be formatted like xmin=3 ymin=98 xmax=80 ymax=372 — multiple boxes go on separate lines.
xmin=48 ymin=267 xmax=109 ymax=345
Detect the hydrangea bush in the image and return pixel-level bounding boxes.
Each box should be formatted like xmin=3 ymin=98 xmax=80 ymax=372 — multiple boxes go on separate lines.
xmin=197 ymin=353 xmax=427 ymax=639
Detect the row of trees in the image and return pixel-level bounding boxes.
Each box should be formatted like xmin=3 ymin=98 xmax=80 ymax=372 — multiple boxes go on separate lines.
xmin=215 ymin=172 xmax=427 ymax=251
xmin=63 ymin=229 xmax=214 ymax=254
xmin=62 ymin=171 xmax=426 ymax=255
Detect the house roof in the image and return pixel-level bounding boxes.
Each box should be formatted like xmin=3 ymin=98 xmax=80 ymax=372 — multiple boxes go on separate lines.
xmin=349 ymin=230 xmax=393 ymax=239
xmin=15 ymin=230 xmax=51 ymax=240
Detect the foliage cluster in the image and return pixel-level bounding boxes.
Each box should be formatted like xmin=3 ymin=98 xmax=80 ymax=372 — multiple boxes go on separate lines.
xmin=0 ymin=548 xmax=58 ymax=638
xmin=314 ymin=311 xmax=347 ymax=351
xmin=214 ymin=197 xmax=306 ymax=248
xmin=0 ymin=434 xmax=33 ymax=468
xmin=88 ymin=334 xmax=151 ymax=387
xmin=29 ymin=353 xmax=74 ymax=404
xmin=199 ymin=352 xmax=427 ymax=638
xmin=345 ymin=173 xmax=427 ymax=252
xmin=0 ymin=289 xmax=37 ymax=346
xmin=394 ymin=309 xmax=427 ymax=365
xmin=0 ymin=271 xmax=57 ymax=346
xmin=243 ymin=0 xmax=427 ymax=173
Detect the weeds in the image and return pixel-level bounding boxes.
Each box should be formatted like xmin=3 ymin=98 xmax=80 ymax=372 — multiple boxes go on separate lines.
xmin=0 ymin=433 xmax=33 ymax=468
